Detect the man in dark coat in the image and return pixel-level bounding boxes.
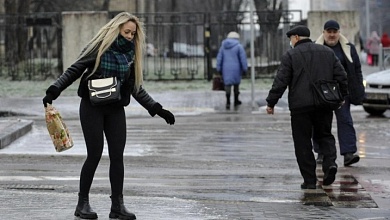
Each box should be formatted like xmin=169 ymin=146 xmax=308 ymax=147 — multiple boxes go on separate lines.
xmin=314 ymin=20 xmax=365 ymax=166
xmin=265 ymin=25 xmax=348 ymax=189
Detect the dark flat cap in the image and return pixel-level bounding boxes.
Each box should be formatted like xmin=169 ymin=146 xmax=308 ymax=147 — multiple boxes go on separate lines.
xmin=324 ymin=20 xmax=340 ymax=30
xmin=286 ymin=25 xmax=310 ymax=38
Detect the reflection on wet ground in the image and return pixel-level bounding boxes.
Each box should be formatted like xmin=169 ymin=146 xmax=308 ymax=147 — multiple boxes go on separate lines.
xmin=301 ymin=167 xmax=378 ymax=208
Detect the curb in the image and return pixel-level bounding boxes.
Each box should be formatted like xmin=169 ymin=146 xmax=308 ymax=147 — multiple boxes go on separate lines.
xmin=0 ymin=119 xmax=34 ymax=149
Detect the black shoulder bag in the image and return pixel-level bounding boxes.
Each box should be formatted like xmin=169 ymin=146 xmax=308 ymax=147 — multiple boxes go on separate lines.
xmin=88 ymin=76 xmax=121 ymax=106
xmin=297 ymin=50 xmax=344 ymax=110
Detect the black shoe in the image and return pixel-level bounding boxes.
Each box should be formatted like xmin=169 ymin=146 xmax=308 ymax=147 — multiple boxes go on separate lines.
xmin=226 ymin=103 xmax=230 ymax=109
xmin=74 ymin=194 xmax=98 ymax=219
xmin=344 ymin=153 xmax=360 ymax=166
xmin=316 ymin=154 xmax=323 ymax=164
xmin=109 ymin=195 xmax=136 ymax=220
xmin=323 ymin=166 xmax=337 ymax=186
xmin=234 ymin=100 xmax=242 ymax=106
xmin=301 ymin=182 xmax=317 ymax=189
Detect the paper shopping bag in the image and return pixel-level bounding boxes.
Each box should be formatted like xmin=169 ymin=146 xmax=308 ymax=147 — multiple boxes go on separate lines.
xmin=45 ymin=104 xmax=74 ymax=152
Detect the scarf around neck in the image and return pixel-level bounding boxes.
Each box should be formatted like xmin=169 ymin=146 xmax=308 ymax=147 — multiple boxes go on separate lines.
xmin=100 ymin=34 xmax=135 ymax=83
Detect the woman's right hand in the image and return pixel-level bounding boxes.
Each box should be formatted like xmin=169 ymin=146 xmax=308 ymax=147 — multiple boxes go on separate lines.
xmin=43 ymin=94 xmax=54 ymax=107
xmin=43 ymin=85 xmax=61 ymax=107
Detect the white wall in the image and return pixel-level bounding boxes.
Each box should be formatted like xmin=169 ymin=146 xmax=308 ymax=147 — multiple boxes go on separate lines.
xmin=62 ymin=11 xmax=108 ymax=72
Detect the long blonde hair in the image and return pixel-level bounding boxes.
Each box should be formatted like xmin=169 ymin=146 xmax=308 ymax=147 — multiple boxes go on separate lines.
xmin=80 ymin=12 xmax=145 ymax=91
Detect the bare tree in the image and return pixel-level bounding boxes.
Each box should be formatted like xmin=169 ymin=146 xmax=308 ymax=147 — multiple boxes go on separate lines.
xmin=101 ymin=0 xmax=110 ymax=10
xmin=151 ymin=0 xmax=246 ymax=52
xmin=253 ymin=0 xmax=284 ymax=61
xmin=4 ymin=0 xmax=30 ymax=65
xmin=29 ymin=0 xmax=106 ymax=12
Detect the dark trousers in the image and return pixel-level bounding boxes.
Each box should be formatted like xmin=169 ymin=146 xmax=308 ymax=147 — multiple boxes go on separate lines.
xmin=79 ymin=99 xmax=126 ymax=197
xmin=372 ymin=54 xmax=379 ymax=66
xmin=224 ymin=84 xmax=239 ymax=97
xmin=291 ymin=109 xmax=337 ymax=184
xmin=313 ymin=96 xmax=357 ymax=155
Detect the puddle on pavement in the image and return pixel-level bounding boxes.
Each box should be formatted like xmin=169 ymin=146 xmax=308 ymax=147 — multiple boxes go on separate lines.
xmin=301 ymin=191 xmax=332 ymax=206
xmin=300 ymin=168 xmax=378 ymax=208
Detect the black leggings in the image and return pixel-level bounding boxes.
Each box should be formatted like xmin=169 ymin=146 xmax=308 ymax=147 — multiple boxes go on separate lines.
xmin=79 ymin=99 xmax=126 ymax=197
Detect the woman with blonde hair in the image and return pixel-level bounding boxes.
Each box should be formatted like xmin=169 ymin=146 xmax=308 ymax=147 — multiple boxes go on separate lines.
xmin=43 ymin=12 xmax=175 ymax=220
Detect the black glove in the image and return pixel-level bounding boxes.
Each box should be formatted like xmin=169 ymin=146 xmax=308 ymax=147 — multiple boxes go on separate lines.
xmin=157 ymin=109 xmax=175 ymax=125
xmin=43 ymin=86 xmax=61 ymax=107
xmin=43 ymin=93 xmax=54 ymax=107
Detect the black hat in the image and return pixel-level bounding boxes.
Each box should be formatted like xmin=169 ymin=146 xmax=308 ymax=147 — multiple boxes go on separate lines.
xmin=324 ymin=20 xmax=340 ymax=30
xmin=286 ymin=25 xmax=310 ymax=38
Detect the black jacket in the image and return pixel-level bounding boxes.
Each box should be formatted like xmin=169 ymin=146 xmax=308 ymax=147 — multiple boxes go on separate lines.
xmin=343 ymin=42 xmax=365 ymax=105
xmin=315 ymin=34 xmax=365 ymax=105
xmin=266 ymin=39 xmax=348 ymax=114
xmin=46 ymin=49 xmax=162 ymax=116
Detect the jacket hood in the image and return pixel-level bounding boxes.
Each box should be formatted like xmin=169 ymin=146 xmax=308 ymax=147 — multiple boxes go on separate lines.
xmin=370 ymin=31 xmax=380 ymax=40
xmin=222 ymin=38 xmax=240 ymax=49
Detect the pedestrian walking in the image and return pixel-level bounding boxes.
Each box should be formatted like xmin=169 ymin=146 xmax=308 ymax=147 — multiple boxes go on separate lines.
xmin=216 ymin=31 xmax=248 ymax=109
xmin=42 ymin=12 xmax=175 ymax=220
xmin=314 ymin=20 xmax=365 ymax=167
xmin=366 ymin=31 xmax=381 ymax=66
xmin=265 ymin=25 xmax=348 ymax=189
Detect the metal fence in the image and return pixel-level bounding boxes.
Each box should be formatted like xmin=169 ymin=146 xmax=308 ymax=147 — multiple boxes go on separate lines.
xmin=131 ymin=10 xmax=302 ymax=80
xmin=0 ymin=13 xmax=62 ymax=80
xmin=1 ymin=11 xmax=302 ymax=81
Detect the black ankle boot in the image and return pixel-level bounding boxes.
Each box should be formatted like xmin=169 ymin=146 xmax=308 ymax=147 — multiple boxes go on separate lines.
xmin=74 ymin=193 xmax=98 ymax=219
xmin=234 ymin=93 xmax=242 ymax=106
xmin=109 ymin=195 xmax=136 ymax=220
xmin=226 ymin=94 xmax=231 ymax=109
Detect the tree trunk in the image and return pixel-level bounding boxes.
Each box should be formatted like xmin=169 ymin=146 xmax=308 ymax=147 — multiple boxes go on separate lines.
xmin=4 ymin=0 xmax=18 ymax=64
xmin=4 ymin=0 xmax=30 ymax=65
xmin=101 ymin=0 xmax=110 ymax=10
xmin=17 ymin=0 xmax=30 ymax=62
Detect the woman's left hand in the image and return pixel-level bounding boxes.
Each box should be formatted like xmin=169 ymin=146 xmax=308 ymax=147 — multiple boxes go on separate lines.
xmin=157 ymin=109 xmax=175 ymax=125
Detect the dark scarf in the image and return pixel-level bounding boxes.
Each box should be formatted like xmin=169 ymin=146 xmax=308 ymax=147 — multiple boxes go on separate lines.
xmin=100 ymin=34 xmax=135 ymax=83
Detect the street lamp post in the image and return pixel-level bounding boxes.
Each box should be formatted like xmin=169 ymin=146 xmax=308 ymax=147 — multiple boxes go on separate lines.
xmin=249 ymin=0 xmax=256 ymax=110
xmin=366 ymin=0 xmax=370 ymax=40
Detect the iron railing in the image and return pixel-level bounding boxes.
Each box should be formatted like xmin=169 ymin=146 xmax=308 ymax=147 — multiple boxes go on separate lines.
xmin=1 ymin=11 xmax=302 ymax=81
xmin=0 ymin=13 xmax=62 ymax=80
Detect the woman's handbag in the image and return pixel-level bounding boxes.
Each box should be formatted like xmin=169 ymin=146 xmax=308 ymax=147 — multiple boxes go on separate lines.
xmin=45 ymin=104 xmax=74 ymax=152
xmin=88 ymin=77 xmax=121 ymax=105
xmin=212 ymin=73 xmax=225 ymax=91
xmin=367 ymin=53 xmax=373 ymax=66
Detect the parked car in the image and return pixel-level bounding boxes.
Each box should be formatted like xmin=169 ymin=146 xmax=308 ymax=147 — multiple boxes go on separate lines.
xmin=166 ymin=43 xmax=204 ymax=58
xmin=146 ymin=43 xmax=156 ymax=57
xmin=362 ymin=69 xmax=390 ymax=115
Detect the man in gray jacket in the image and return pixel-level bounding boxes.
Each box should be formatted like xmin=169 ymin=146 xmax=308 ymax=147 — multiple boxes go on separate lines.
xmin=265 ymin=25 xmax=348 ymax=189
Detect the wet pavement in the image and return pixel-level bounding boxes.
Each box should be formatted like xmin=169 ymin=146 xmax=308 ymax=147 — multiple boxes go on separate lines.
xmin=0 ymin=64 xmax=390 ymax=219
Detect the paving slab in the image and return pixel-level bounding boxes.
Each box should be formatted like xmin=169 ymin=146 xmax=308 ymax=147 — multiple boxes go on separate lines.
xmin=0 ymin=64 xmax=388 ymax=219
